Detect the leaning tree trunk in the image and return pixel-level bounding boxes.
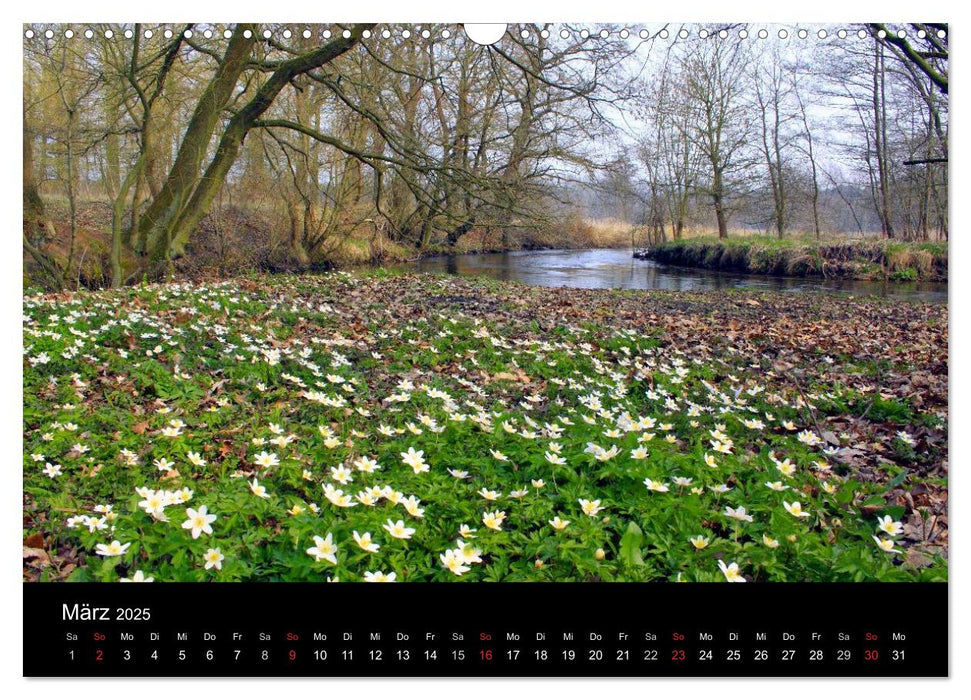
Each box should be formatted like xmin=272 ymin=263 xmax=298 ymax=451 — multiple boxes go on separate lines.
xmin=138 ymin=24 xmax=372 ymax=277
xmin=134 ymin=26 xmax=259 ymax=266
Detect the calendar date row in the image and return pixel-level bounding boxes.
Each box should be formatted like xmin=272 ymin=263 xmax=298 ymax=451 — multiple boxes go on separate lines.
xmin=66 ymin=645 xmax=904 ymax=665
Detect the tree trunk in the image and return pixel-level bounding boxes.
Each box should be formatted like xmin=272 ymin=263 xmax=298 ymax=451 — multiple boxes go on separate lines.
xmin=134 ymin=26 xmax=259 ymax=262
xmin=139 ymin=25 xmax=371 ymax=275
xmin=63 ymin=108 xmax=78 ymax=284
xmin=714 ymin=198 xmax=728 ymax=239
xmin=873 ymin=40 xmax=895 ymax=238
xmin=771 ymin=100 xmax=786 ymax=238
xmin=797 ymin=93 xmax=822 ymax=238
xmin=111 ymin=153 xmax=147 ymax=286
xmin=286 ymin=198 xmax=312 ymax=266
xmin=712 ymin=168 xmax=728 ymax=238
xmin=105 ymin=97 xmax=121 ymax=198
xmin=23 ymin=101 xmax=63 ymax=289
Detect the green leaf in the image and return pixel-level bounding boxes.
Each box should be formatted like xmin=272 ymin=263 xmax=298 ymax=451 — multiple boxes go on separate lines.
xmin=66 ymin=566 xmax=92 ymax=582
xmin=883 ymin=505 xmax=907 ymax=520
xmin=884 ymin=468 xmax=910 ymax=491
xmin=619 ymin=520 xmax=645 ymax=569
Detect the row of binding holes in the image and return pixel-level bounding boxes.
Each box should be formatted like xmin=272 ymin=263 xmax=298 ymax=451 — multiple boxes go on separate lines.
xmin=24 ymin=27 xmax=947 ymax=41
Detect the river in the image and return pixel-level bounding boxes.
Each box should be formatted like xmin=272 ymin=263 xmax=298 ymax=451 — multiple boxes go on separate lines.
xmin=407 ymin=248 xmax=947 ymax=303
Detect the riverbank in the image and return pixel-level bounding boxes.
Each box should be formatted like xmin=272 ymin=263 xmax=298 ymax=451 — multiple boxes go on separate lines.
xmin=636 ymin=237 xmax=948 ymax=282
xmin=308 ymin=218 xmax=632 ymax=268
xmin=25 ymin=198 xmax=633 ymax=289
xmin=407 ymin=248 xmax=947 ymax=302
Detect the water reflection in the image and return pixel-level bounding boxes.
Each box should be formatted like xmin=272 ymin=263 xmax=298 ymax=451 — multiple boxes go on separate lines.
xmin=406 ymin=248 xmax=947 ymax=303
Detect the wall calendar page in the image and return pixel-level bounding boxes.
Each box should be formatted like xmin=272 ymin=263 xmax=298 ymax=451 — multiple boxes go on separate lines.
xmin=19 ymin=11 xmax=950 ymax=684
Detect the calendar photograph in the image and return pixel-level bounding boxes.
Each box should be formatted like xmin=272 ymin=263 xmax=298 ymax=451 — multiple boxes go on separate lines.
xmin=22 ymin=21 xmax=948 ymax=595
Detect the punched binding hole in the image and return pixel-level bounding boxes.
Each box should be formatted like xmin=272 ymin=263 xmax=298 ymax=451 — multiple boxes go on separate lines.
xmin=465 ymin=24 xmax=507 ymax=46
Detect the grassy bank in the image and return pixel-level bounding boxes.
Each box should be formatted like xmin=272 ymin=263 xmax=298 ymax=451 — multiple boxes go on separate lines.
xmin=639 ymin=236 xmax=948 ymax=282
xmin=24 ymin=272 xmax=946 ymax=582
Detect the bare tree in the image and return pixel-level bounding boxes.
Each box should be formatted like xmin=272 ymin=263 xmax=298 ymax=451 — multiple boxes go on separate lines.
xmin=753 ymin=44 xmax=797 ymax=238
xmin=792 ymin=66 xmax=822 ymax=238
xmin=681 ymin=36 xmax=753 ymax=238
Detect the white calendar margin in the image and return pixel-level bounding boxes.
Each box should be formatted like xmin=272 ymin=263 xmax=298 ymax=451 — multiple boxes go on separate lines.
xmin=3 ymin=0 xmax=963 ymax=696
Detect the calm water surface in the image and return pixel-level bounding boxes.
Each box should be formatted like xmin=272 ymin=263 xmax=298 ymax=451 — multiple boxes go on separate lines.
xmin=408 ymin=248 xmax=947 ymax=303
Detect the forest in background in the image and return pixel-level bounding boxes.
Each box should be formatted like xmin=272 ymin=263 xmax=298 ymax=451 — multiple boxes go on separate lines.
xmin=22 ymin=23 xmax=948 ymax=289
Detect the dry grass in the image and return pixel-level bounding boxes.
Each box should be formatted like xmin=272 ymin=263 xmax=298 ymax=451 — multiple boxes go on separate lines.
xmin=326 ymin=230 xmax=413 ymax=267
xmin=662 ymin=225 xmax=900 ymax=244
xmin=441 ymin=215 xmax=634 ymax=255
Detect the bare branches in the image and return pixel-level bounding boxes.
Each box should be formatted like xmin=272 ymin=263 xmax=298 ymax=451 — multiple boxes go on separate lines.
xmin=22 ymin=21 xmax=949 ymax=289
xmin=869 ymin=23 xmax=947 ymax=95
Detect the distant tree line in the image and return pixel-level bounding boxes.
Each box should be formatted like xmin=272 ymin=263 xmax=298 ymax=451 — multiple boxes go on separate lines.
xmin=596 ymin=23 xmax=947 ymax=246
